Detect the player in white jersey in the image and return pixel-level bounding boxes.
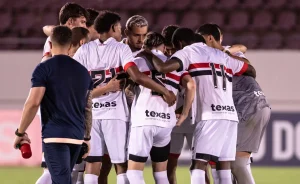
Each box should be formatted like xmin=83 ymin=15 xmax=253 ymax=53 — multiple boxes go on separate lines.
xmin=73 ymin=11 xmax=176 ymax=184
xmin=98 ymin=15 xmax=149 ymax=184
xmin=161 ymin=24 xmax=198 ymax=184
xmin=139 ymin=27 xmax=256 ymax=184
xmin=36 ymin=3 xmax=89 ymax=184
xmin=126 ymin=32 xmax=195 ymax=184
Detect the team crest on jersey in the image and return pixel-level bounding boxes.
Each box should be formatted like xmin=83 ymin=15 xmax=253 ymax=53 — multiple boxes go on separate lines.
xmin=145 ymin=110 xmax=171 ymax=119
xmin=92 ymin=101 xmax=117 ymax=109
xmin=211 ymin=104 xmax=235 ymax=112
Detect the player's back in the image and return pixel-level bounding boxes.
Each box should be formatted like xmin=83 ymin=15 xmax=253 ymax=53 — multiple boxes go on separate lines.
xmin=131 ymin=50 xmax=184 ymax=128
xmin=174 ymin=42 xmax=247 ymax=122
xmin=37 ymin=55 xmax=92 ymax=140
xmin=73 ymin=38 xmax=133 ymax=122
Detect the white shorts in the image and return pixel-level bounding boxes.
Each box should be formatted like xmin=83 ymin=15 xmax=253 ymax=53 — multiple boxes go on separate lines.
xmin=128 ymin=126 xmax=172 ymax=162
xmin=87 ymin=119 xmax=129 ymax=163
xmin=170 ymin=132 xmax=193 ymax=156
xmin=192 ymin=120 xmax=237 ymax=162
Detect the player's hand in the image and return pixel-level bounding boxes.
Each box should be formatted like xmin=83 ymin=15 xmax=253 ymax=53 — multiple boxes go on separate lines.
xmin=163 ymin=90 xmax=176 ymax=107
xmin=125 ymin=84 xmax=135 ymax=105
xmin=137 ymin=49 xmax=153 ymax=61
xmin=82 ymin=141 xmax=90 ymax=159
xmin=176 ymin=113 xmax=188 ymax=127
xmin=13 ymin=133 xmax=31 ymax=149
xmin=106 ymin=76 xmax=125 ymax=92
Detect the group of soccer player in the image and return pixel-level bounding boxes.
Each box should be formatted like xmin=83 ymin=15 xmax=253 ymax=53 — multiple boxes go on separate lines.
xmin=22 ymin=2 xmax=270 ymax=184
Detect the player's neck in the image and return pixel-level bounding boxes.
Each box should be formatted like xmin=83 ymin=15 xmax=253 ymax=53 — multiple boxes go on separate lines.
xmin=51 ymin=47 xmax=69 ymax=56
xmin=99 ymin=33 xmax=112 ymax=43
xmin=128 ymin=43 xmax=139 ymax=52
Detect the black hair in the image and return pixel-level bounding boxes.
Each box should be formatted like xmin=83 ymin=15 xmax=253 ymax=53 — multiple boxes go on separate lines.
xmin=194 ymin=33 xmax=206 ymax=44
xmin=172 ymin=27 xmax=195 ymax=49
xmin=196 ymin=23 xmax=221 ymax=41
xmin=59 ymin=2 xmax=89 ymax=25
xmin=161 ymin=25 xmax=180 ymax=47
xmin=94 ymin=10 xmax=121 ymax=34
xmin=86 ymin=8 xmax=99 ymax=27
xmin=51 ymin=26 xmax=72 ymax=46
xmin=143 ymin=32 xmax=165 ymax=49
xmin=71 ymin=27 xmax=89 ymax=46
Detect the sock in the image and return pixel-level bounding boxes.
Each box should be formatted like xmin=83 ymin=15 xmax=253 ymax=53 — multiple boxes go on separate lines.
xmin=117 ymin=173 xmax=129 ymax=184
xmin=218 ymin=170 xmax=232 ymax=184
xmin=190 ymin=169 xmax=205 ymax=184
xmin=153 ymin=171 xmax=169 ymax=184
xmin=126 ymin=170 xmax=145 ymax=184
xmin=76 ymin=172 xmax=84 ymax=184
xmin=84 ymin=174 xmax=98 ymax=184
xmin=212 ymin=168 xmax=220 ymax=184
xmin=232 ymin=157 xmax=255 ymax=184
xmin=71 ymin=170 xmax=78 ymax=184
xmin=35 ymin=169 xmax=51 ymax=184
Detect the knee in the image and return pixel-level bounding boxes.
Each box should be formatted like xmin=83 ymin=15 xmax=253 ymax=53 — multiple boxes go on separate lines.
xmin=115 ymin=162 xmax=128 ymax=174
xmin=85 ymin=162 xmax=101 ymax=176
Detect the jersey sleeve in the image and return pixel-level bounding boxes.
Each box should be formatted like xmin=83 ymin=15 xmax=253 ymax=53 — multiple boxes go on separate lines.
xmin=73 ymin=45 xmax=88 ymax=68
xmin=171 ymin=49 xmax=189 ymax=72
xmin=224 ymin=53 xmax=249 ymax=76
xmin=31 ymin=63 xmax=47 ymax=88
xmin=122 ymin=45 xmax=136 ymax=72
xmin=234 ymin=51 xmax=246 ymax=59
xmin=42 ymin=37 xmax=51 ymax=57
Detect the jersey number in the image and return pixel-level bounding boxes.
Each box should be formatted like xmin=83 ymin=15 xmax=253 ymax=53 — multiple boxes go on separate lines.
xmin=91 ymin=68 xmax=116 ymax=88
xmin=151 ymin=70 xmax=166 ymax=96
xmin=209 ymin=63 xmax=227 ymax=91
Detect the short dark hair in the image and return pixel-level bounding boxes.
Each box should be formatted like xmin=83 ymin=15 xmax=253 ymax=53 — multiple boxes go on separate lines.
xmin=143 ymin=32 xmax=165 ymax=49
xmin=51 ymin=26 xmax=72 ymax=46
xmin=172 ymin=27 xmax=195 ymax=49
xmin=71 ymin=27 xmax=89 ymax=46
xmin=196 ymin=24 xmax=221 ymax=42
xmin=94 ymin=10 xmax=121 ymax=34
xmin=161 ymin=25 xmax=180 ymax=47
xmin=86 ymin=8 xmax=99 ymax=27
xmin=59 ymin=3 xmax=89 ymax=25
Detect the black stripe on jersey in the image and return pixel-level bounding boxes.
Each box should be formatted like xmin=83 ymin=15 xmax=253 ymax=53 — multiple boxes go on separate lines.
xmin=164 ymin=79 xmax=180 ymax=90
xmin=190 ymin=70 xmax=232 ymax=82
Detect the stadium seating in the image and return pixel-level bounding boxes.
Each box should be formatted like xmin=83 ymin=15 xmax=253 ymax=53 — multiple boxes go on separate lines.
xmin=1 ymin=0 xmax=299 ymax=49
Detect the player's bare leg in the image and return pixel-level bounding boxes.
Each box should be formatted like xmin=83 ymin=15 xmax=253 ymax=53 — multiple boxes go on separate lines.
xmin=152 ymin=161 xmax=169 ymax=184
xmin=115 ymin=162 xmax=129 ymax=184
xmin=231 ymin=151 xmax=255 ymax=184
xmin=190 ymin=160 xmax=208 ymax=184
xmin=85 ymin=161 xmax=102 ymax=184
xmin=167 ymin=156 xmax=179 ymax=184
xmin=127 ymin=161 xmax=146 ymax=184
xmin=216 ymin=161 xmax=232 ymax=184
xmin=98 ymin=154 xmax=113 ymax=184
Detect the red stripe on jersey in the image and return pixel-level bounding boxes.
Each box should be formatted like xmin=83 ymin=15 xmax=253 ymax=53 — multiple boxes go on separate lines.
xmin=235 ymin=62 xmax=249 ymax=76
xmin=124 ymin=62 xmax=136 ymax=72
xmin=166 ymin=73 xmax=180 ymax=81
xmin=188 ymin=63 xmax=233 ymax=75
xmin=143 ymin=71 xmax=150 ymax=75
xmin=105 ymin=66 xmax=123 ymax=75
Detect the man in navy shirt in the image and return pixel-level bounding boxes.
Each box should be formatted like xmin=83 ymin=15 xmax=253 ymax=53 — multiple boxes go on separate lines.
xmin=13 ymin=26 xmax=93 ymax=184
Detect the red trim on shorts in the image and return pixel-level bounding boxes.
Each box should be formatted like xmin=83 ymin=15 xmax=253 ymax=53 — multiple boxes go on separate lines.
xmin=209 ymin=161 xmax=216 ymax=165
xmin=124 ymin=62 xmax=136 ymax=72
xmin=169 ymin=153 xmax=181 ymax=159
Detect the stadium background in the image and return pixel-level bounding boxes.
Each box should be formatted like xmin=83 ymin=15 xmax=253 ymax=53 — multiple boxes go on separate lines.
xmin=0 ymin=0 xmax=299 ymax=183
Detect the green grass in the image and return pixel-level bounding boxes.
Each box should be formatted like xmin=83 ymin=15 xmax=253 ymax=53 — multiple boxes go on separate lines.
xmin=0 ymin=167 xmax=299 ymax=184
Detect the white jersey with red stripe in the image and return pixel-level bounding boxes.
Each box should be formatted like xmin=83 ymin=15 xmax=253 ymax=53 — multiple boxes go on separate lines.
xmin=73 ymin=37 xmax=134 ymax=121
xmin=130 ymin=50 xmax=189 ymax=128
xmin=172 ymin=42 xmax=248 ymax=122
xmin=42 ymin=37 xmax=51 ymax=57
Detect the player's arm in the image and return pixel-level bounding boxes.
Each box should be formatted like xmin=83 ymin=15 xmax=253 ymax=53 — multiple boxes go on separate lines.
xmin=228 ymin=44 xmax=247 ymax=54
xmin=92 ymin=76 xmax=124 ymax=98
xmin=13 ymin=87 xmax=45 ymax=148
xmin=126 ymin=65 xmax=176 ymax=106
xmin=227 ymin=56 xmax=256 ymax=78
xmin=176 ymin=74 xmax=195 ymax=126
xmin=84 ymin=90 xmax=92 ymax=139
xmin=242 ymin=64 xmax=256 ymax=78
xmin=43 ymin=25 xmax=55 ymax=37
xmin=137 ymin=50 xmax=181 ymax=73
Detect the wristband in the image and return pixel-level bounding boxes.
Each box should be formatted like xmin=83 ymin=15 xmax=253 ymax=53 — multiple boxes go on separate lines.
xmin=84 ymin=136 xmax=91 ymax=141
xmin=15 ymin=129 xmax=26 ymax=137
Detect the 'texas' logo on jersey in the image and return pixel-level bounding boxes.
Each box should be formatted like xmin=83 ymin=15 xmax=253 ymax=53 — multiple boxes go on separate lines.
xmin=145 ymin=110 xmax=171 ymax=119
xmin=93 ymin=101 xmax=117 ymax=109
xmin=211 ymin=104 xmax=235 ymax=112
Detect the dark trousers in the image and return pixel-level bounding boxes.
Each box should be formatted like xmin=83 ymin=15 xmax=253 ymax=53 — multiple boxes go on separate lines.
xmin=43 ymin=143 xmax=81 ymax=184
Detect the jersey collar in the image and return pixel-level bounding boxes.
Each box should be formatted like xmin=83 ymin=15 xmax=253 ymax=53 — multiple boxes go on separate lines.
xmin=96 ymin=37 xmax=116 ymax=46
